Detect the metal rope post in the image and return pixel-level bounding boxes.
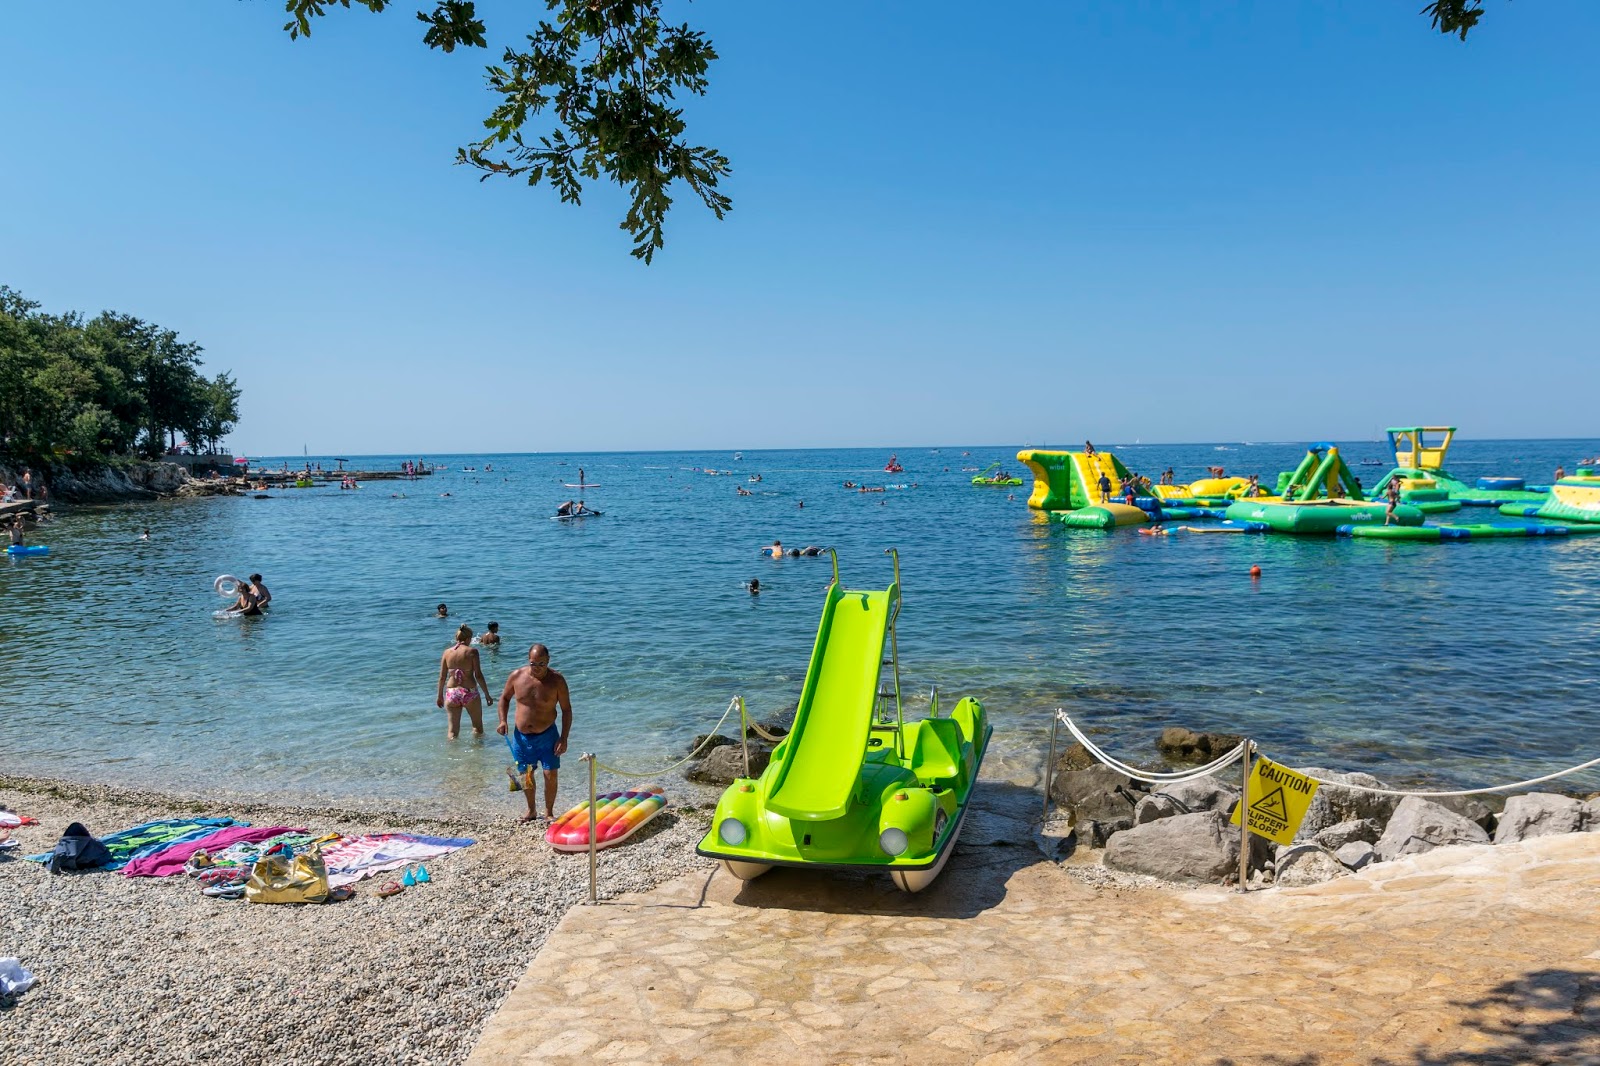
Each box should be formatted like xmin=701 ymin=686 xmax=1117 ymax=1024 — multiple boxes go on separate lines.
xmin=1042 ymin=712 xmax=1059 ymax=822
xmin=737 ymin=695 xmax=750 ymax=779
xmin=583 ymin=753 xmax=598 ymax=904
xmin=1237 ymin=739 xmax=1253 ymax=893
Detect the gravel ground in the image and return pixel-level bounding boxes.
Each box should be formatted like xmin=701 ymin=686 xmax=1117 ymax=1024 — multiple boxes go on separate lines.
xmin=0 ymin=774 xmax=715 ymax=1066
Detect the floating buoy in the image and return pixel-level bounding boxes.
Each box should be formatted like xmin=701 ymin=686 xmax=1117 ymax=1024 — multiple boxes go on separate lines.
xmin=1249 ymin=565 xmax=1261 ymax=578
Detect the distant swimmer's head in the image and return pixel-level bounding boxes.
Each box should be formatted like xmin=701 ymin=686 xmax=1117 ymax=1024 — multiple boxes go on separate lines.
xmin=249 ymin=573 xmax=263 ymax=584
xmin=437 ymin=603 xmax=449 ymax=617
xmin=787 ymin=548 xmax=801 ymax=557
xmin=487 ymin=622 xmax=499 ymax=634
xmin=456 ymin=624 xmax=473 ymax=644
xmin=748 ymin=578 xmax=760 ymax=594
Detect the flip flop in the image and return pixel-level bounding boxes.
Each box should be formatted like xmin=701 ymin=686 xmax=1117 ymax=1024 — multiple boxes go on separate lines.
xmin=402 ymin=867 xmax=417 ymax=888
xmin=416 ymin=864 xmax=431 ymax=884
xmin=377 ymin=881 xmax=404 ymax=898
xmin=202 ymin=883 xmax=245 ymax=899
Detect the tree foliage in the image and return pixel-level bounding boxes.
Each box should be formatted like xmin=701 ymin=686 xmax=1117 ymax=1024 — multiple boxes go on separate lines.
xmin=284 ymin=0 xmax=728 ymax=263
xmin=287 ymin=3 xmax=1501 ymax=261
xmin=0 ymin=286 xmax=240 ymax=468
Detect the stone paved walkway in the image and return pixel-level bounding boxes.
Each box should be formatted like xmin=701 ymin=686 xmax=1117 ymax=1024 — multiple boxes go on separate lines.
xmin=468 ymin=824 xmax=1600 ymax=1066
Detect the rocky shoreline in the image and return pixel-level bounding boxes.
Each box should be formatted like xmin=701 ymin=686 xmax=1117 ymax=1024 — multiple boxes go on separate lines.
xmin=1 ymin=459 xmax=242 ymax=505
xmin=0 ymin=774 xmax=714 ymax=1065
xmin=1048 ymin=726 xmax=1600 ymax=887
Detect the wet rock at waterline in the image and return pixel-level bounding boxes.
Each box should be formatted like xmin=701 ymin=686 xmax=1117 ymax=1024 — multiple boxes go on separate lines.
xmin=1156 ymin=728 xmax=1244 ymax=764
xmin=686 ymin=744 xmax=771 ymax=785
xmin=1051 ymin=767 xmax=1147 ymax=848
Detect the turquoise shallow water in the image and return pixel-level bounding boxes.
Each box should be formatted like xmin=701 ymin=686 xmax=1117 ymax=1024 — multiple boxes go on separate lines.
xmin=3 ymin=440 xmax=1599 ymax=809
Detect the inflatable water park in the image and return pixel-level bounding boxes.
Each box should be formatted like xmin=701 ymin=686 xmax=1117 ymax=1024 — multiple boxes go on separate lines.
xmin=1016 ymin=426 xmax=1600 ymax=542
xmin=697 ymin=550 xmax=990 ymax=893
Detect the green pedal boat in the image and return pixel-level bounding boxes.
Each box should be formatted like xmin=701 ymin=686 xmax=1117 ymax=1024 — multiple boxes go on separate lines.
xmin=696 ymin=550 xmax=991 ymax=893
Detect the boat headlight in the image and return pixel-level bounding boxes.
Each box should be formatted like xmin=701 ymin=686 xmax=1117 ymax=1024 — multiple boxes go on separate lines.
xmin=879 ymin=827 xmax=908 ymax=856
xmin=717 ymin=818 xmax=748 ymax=846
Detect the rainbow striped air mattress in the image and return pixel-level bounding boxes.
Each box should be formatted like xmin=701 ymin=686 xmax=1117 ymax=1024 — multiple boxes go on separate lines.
xmin=547 ymin=787 xmax=668 ymax=852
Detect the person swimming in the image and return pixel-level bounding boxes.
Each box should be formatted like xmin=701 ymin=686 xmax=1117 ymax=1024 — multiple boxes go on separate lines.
xmin=479 ymin=621 xmax=501 ymax=647
xmin=746 ymin=577 xmax=760 ymax=595
xmin=763 ymin=540 xmax=784 ymax=557
xmin=437 ymin=603 xmax=449 ymax=618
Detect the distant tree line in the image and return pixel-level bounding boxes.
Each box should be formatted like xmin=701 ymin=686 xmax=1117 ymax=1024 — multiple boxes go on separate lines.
xmin=0 ymin=285 xmax=241 ymax=469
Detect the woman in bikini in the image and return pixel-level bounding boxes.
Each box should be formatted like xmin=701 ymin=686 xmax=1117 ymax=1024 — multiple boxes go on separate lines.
xmin=436 ymin=624 xmax=492 ymax=739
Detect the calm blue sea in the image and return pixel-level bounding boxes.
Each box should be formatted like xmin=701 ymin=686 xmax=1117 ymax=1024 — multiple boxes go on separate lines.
xmin=4 ymin=439 xmax=1599 ymax=811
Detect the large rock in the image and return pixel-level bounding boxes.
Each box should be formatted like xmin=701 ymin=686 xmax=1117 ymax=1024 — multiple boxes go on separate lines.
xmin=1157 ymin=727 xmax=1244 ymax=764
xmin=1133 ymin=793 xmax=1185 ymax=825
xmin=1431 ymin=794 xmax=1498 ymax=832
xmin=1274 ymin=844 xmax=1349 ymax=887
xmin=1335 ymin=841 xmax=1376 ymax=870
xmin=1492 ymin=793 xmax=1585 ymax=844
xmin=1374 ymin=796 xmax=1490 ymax=861
xmin=1104 ymin=810 xmax=1264 ymax=884
xmin=1313 ymin=818 xmax=1382 ymax=850
xmin=1586 ymin=798 xmax=1600 ymax=832
xmin=1292 ymin=768 xmax=1403 ymax=841
xmin=686 ymin=744 xmax=770 ymax=785
xmin=688 ymin=733 xmax=736 ymax=755
xmin=1051 ymin=767 xmax=1147 ymax=848
xmin=1051 ymin=741 xmax=1096 ymax=774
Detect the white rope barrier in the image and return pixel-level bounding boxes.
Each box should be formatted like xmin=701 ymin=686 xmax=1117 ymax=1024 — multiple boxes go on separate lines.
xmin=593 ymin=697 xmax=741 ymax=778
xmin=1289 ymin=756 xmax=1600 ymax=798
xmin=1054 ymin=711 xmax=1600 ymax=798
xmin=1056 ymin=710 xmax=1246 ymax=785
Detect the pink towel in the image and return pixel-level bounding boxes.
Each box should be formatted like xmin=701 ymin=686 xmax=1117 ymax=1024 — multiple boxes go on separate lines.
xmin=122 ymin=825 xmax=302 ymax=878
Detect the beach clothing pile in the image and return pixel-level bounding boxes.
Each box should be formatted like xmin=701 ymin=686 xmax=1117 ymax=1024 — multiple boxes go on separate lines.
xmin=24 ymin=818 xmax=474 ymax=899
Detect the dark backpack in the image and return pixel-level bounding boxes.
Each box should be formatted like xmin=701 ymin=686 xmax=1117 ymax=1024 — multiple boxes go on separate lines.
xmin=48 ymin=822 xmax=112 ymax=874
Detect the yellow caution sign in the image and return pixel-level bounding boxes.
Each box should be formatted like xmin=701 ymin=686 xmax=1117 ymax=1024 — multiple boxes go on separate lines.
xmin=1230 ymin=756 xmax=1319 ymax=846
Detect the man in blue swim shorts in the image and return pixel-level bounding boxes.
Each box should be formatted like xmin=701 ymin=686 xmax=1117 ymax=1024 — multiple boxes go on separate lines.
xmin=497 ymin=643 xmax=573 ymax=823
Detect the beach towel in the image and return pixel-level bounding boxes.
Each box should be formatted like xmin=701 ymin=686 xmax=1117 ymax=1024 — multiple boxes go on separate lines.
xmin=26 ymin=818 xmax=242 ymax=868
xmin=320 ymin=833 xmax=475 ymax=888
xmin=194 ymin=831 xmax=325 ymax=872
xmin=123 ymin=826 xmax=303 ymax=878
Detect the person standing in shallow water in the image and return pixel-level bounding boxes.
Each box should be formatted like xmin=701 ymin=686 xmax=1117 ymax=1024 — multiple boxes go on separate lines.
xmin=437 ymin=624 xmax=492 ymax=739
xmin=498 ymin=643 xmax=572 ymax=823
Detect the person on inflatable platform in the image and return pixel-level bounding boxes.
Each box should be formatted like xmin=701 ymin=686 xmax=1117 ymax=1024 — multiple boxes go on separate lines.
xmin=498 ymin=644 xmax=572 ymax=823
xmin=1097 ymin=473 xmax=1112 ymax=504
xmin=7 ymin=518 xmax=24 ymax=548
xmin=1084 ymin=441 xmax=1096 ymax=458
xmin=1384 ymin=477 xmax=1402 ymax=525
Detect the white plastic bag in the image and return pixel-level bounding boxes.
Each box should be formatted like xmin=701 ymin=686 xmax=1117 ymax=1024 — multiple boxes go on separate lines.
xmin=0 ymin=957 xmax=36 ymax=996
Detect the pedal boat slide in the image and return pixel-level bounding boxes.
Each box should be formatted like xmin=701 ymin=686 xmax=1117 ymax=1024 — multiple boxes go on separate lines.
xmin=696 ymin=549 xmax=991 ymax=893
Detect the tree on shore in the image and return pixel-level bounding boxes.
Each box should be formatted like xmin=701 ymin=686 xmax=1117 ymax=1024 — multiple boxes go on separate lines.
xmin=278 ymin=0 xmax=1504 ymax=263
xmin=0 ymin=286 xmax=240 ymax=469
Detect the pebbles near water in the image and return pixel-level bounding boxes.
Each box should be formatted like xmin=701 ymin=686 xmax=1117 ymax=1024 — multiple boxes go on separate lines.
xmin=0 ymin=775 xmax=715 ymax=1066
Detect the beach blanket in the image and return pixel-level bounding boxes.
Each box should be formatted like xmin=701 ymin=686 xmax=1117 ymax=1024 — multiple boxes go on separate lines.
xmin=26 ymin=818 xmax=243 ymax=869
xmin=320 ymin=833 xmax=475 ymax=888
xmin=123 ymin=825 xmax=303 ymax=878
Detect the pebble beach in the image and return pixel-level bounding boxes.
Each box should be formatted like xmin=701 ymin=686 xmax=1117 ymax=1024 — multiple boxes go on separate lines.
xmin=0 ymin=775 xmax=714 ymax=1066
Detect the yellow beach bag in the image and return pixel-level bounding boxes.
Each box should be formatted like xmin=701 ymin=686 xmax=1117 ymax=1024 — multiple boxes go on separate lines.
xmin=245 ymin=844 xmax=330 ymax=904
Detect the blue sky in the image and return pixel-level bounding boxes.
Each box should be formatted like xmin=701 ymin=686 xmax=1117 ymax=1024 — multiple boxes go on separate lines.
xmin=2 ymin=2 xmax=1596 ymax=454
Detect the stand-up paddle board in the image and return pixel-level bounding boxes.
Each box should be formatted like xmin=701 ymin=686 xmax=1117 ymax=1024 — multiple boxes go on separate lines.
xmin=562 ymin=483 xmax=600 ymax=488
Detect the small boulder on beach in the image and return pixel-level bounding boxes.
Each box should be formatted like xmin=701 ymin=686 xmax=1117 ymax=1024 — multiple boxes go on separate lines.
xmin=1051 ymin=766 xmax=1147 ymax=848
xmin=686 ymin=744 xmax=771 ymax=785
xmin=1156 ymin=727 xmax=1243 ymax=764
